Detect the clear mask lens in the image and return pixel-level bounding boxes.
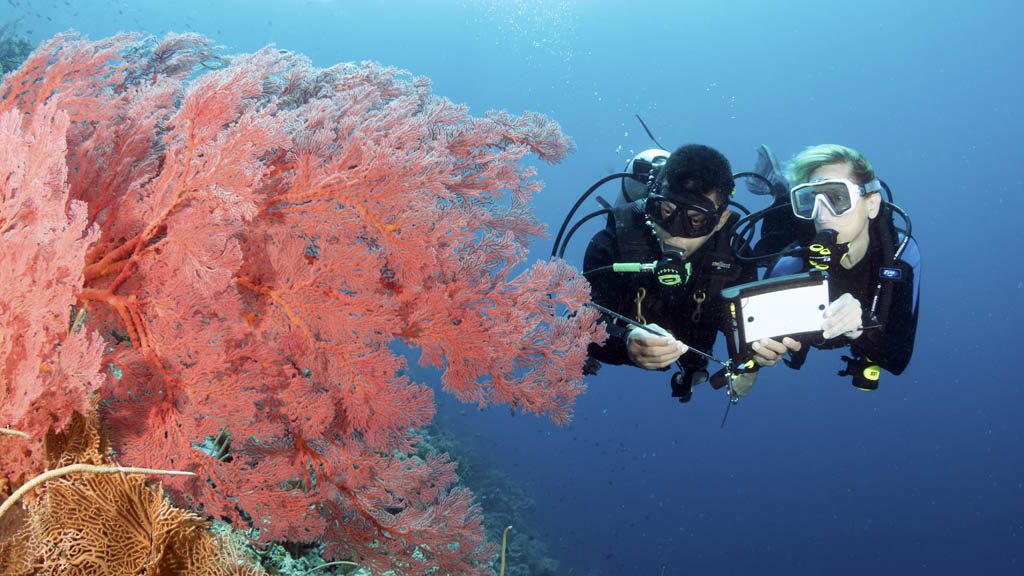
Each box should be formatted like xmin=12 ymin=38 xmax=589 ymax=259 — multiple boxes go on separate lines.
xmin=791 ymin=180 xmax=859 ymax=219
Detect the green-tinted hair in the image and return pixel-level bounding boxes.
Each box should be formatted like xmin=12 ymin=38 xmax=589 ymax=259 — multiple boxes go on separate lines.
xmin=787 ymin=144 xmax=877 ymax=186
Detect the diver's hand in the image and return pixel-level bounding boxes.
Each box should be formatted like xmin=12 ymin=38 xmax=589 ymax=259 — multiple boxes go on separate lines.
xmin=823 ymin=293 xmax=864 ymax=340
xmin=626 ymin=323 xmax=688 ymax=370
xmin=751 ymin=337 xmax=802 ymax=367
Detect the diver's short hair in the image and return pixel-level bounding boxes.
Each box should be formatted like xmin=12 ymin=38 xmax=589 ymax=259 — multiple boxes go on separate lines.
xmin=659 ymin=144 xmax=734 ymax=205
xmin=788 ymin=144 xmax=877 ymax=186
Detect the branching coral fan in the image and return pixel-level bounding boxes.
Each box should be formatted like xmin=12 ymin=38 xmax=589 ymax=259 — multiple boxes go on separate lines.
xmin=0 ymin=32 xmax=603 ymax=574
xmin=0 ymin=415 xmax=265 ymax=575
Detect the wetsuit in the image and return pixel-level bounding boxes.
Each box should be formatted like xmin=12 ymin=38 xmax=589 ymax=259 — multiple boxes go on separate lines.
xmin=584 ymin=200 xmax=756 ymax=377
xmin=766 ymin=221 xmax=921 ymax=375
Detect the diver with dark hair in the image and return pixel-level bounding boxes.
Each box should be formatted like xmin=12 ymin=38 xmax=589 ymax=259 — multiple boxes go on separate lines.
xmin=579 ymin=144 xmax=760 ymax=402
xmin=740 ymin=144 xmax=921 ymax=389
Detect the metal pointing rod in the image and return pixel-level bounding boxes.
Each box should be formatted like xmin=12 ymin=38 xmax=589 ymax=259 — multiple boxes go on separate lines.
xmin=584 ymin=302 xmax=728 ymax=367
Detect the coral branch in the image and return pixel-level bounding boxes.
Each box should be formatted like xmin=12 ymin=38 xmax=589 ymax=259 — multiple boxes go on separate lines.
xmin=83 ymin=233 xmax=140 ymax=280
xmin=0 ymin=428 xmax=30 ymax=441
xmin=0 ymin=464 xmax=195 ymax=521
xmin=500 ymin=525 xmax=513 ymax=576
xmin=303 ymin=561 xmax=361 ymax=575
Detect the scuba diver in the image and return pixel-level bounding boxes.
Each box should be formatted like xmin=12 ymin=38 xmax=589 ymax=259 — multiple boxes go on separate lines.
xmin=570 ymin=144 xmax=759 ymax=402
xmin=735 ymin=144 xmax=921 ymax=389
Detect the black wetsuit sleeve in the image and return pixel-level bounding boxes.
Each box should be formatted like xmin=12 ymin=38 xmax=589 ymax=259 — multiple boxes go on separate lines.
xmin=583 ymin=227 xmax=634 ymax=366
xmin=850 ymin=237 xmax=921 ymax=375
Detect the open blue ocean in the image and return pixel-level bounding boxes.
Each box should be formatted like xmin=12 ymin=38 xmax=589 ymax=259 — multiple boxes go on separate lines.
xmin=6 ymin=1 xmax=1021 ymax=574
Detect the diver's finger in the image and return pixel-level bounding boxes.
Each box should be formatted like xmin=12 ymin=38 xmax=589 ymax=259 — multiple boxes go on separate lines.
xmin=639 ymin=334 xmax=676 ymax=347
xmin=636 ymin=340 xmax=683 ymax=359
xmin=627 ymin=329 xmax=671 ymax=350
xmin=751 ymin=341 xmax=781 ymax=366
xmin=756 ymin=338 xmax=789 ymax=356
xmin=642 ymin=346 xmax=685 ymax=368
xmin=633 ymin=346 xmax=676 ymax=369
xmin=781 ymin=337 xmax=803 ymax=351
xmin=823 ymin=309 xmax=861 ymax=338
xmin=638 ymin=357 xmax=675 ymax=370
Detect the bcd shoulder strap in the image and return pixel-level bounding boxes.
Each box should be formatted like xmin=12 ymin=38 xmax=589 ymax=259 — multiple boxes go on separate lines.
xmin=609 ymin=200 xmax=656 ymax=264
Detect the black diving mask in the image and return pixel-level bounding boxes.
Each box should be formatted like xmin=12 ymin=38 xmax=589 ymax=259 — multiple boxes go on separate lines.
xmin=645 ymin=193 xmax=724 ymax=238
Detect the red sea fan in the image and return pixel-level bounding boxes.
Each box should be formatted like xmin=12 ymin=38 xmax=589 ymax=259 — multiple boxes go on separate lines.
xmin=0 ymin=105 xmax=105 ymax=484
xmin=0 ymin=33 xmax=604 ymax=574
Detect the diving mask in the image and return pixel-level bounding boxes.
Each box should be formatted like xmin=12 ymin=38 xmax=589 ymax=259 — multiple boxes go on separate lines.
xmin=790 ymin=178 xmax=881 ymax=220
xmin=645 ymin=193 xmax=724 ymax=238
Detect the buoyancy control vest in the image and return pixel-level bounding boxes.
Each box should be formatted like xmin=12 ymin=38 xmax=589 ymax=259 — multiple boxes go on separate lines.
xmin=604 ymin=200 xmax=747 ymax=373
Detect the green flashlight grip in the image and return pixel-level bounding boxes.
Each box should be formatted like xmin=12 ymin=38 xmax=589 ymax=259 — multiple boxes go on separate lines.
xmin=612 ymin=262 xmax=658 ymax=274
xmin=612 ymin=263 xmax=644 ymax=273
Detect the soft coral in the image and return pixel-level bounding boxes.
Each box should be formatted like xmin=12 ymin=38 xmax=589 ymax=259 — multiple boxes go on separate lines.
xmin=0 ymin=33 xmax=603 ymax=573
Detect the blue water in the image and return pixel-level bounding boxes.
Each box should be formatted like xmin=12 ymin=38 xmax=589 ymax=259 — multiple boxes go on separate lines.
xmin=7 ymin=1 xmax=1022 ymax=574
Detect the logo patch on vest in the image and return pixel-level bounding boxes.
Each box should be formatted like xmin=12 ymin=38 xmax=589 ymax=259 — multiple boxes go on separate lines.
xmin=879 ymin=267 xmax=903 ymax=281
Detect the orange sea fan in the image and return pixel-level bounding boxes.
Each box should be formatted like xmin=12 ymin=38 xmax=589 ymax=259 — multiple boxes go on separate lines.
xmin=0 ymin=416 xmax=264 ymax=576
